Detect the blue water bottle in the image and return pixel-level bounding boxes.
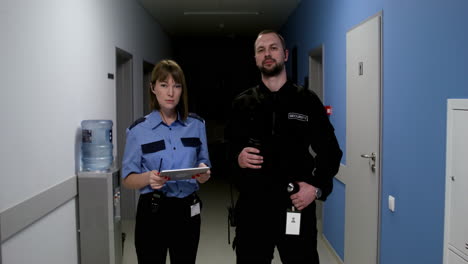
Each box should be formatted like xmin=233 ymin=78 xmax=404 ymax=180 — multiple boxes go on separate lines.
xmin=81 ymin=120 xmax=114 ymax=171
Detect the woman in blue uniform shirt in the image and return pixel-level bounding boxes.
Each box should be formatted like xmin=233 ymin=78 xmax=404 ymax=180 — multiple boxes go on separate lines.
xmin=122 ymin=59 xmax=211 ymax=264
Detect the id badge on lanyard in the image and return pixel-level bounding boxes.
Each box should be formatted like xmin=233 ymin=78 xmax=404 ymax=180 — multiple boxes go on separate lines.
xmin=286 ymin=207 xmax=301 ymax=235
xmin=190 ymin=196 xmax=201 ymax=217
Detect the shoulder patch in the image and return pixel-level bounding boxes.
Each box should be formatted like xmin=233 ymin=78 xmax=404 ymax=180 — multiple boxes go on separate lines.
xmin=188 ymin=112 xmax=205 ymax=123
xmin=128 ymin=117 xmax=146 ymax=130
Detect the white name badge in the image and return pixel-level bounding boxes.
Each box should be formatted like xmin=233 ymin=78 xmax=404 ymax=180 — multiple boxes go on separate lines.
xmin=286 ymin=211 xmax=301 ymax=235
xmin=191 ymin=202 xmax=201 ymax=217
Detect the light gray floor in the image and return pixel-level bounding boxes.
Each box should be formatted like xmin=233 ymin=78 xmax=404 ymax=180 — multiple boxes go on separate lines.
xmin=122 ymin=175 xmax=341 ymax=264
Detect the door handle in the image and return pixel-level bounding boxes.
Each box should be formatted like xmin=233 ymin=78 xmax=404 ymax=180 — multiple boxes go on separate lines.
xmin=360 ymin=153 xmax=376 ymax=161
xmin=360 ymin=152 xmax=376 ymax=171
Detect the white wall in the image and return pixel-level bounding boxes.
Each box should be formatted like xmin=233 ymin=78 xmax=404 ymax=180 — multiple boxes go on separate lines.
xmin=0 ymin=0 xmax=171 ymax=262
xmin=2 ymin=200 xmax=78 ymax=263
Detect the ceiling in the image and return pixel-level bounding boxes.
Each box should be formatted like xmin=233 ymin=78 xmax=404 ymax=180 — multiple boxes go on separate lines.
xmin=137 ymin=0 xmax=302 ymax=37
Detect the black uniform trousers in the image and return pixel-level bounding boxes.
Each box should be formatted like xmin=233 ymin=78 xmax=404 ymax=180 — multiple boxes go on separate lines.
xmin=134 ymin=191 xmax=201 ymax=264
xmin=234 ymin=199 xmax=319 ymax=264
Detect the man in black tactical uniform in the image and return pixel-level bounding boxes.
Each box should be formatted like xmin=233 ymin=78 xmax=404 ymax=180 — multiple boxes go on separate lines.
xmin=226 ymin=30 xmax=343 ymax=264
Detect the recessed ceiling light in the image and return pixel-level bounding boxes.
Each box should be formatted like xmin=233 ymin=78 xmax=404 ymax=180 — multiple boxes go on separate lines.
xmin=183 ymin=11 xmax=260 ymax=15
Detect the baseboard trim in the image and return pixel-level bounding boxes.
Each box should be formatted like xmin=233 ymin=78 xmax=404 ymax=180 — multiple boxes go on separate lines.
xmin=335 ymin=163 xmax=346 ymax=184
xmin=320 ymin=233 xmax=344 ymax=264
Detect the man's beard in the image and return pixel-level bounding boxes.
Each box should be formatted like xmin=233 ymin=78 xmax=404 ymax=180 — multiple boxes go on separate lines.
xmin=258 ymin=61 xmax=284 ymax=77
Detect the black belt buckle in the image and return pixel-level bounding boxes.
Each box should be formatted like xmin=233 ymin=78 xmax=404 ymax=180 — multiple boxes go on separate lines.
xmin=151 ymin=192 xmax=162 ymax=213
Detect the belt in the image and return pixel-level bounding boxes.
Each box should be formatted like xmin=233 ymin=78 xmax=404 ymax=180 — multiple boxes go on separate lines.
xmin=141 ymin=190 xmax=199 ymax=203
xmin=147 ymin=191 xmax=199 ymax=214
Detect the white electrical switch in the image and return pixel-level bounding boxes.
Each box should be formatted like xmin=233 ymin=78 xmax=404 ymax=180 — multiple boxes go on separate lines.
xmin=388 ymin=195 xmax=395 ymax=212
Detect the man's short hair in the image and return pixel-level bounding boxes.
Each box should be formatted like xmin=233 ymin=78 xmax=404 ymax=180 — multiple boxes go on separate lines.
xmin=256 ymin=30 xmax=286 ymax=51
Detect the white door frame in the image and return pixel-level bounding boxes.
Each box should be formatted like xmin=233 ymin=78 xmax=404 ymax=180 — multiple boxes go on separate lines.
xmin=309 ymin=45 xmax=324 ymax=103
xmin=116 ymin=47 xmax=135 ymax=220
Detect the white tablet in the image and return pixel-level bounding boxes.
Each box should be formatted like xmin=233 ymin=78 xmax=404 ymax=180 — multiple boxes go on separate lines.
xmin=160 ymin=167 xmax=210 ymax=180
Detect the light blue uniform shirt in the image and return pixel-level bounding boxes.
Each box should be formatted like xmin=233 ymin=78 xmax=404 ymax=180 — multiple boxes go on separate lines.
xmin=122 ymin=110 xmax=211 ymax=197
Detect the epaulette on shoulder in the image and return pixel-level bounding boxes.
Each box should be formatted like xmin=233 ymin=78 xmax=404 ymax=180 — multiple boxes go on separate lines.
xmin=234 ymin=85 xmax=258 ymax=100
xmin=293 ymin=83 xmax=305 ymax=92
xmin=128 ymin=117 xmax=146 ymax=130
xmin=294 ymin=83 xmax=316 ymax=96
xmin=188 ymin=112 xmax=205 ymax=123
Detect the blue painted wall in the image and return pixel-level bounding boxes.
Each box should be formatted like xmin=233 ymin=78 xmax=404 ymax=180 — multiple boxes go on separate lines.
xmin=322 ymin=178 xmax=345 ymax=260
xmin=282 ymin=0 xmax=468 ymax=263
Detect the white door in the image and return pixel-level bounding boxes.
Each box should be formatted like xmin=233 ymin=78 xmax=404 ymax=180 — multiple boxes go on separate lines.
xmin=444 ymin=99 xmax=468 ymax=264
xmin=345 ymin=14 xmax=382 ymax=264
xmin=448 ymin=250 xmax=468 ymax=264
xmin=448 ymin=109 xmax=468 ymax=260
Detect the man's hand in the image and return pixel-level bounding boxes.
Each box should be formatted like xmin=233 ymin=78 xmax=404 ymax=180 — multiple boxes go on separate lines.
xmin=238 ymin=147 xmax=264 ymax=169
xmin=195 ymin=163 xmax=211 ymax=183
xmin=290 ymin=182 xmax=318 ymax=210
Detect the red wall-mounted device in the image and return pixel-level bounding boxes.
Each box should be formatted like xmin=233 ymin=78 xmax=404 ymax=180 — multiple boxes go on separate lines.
xmin=325 ymin=105 xmax=332 ymax=116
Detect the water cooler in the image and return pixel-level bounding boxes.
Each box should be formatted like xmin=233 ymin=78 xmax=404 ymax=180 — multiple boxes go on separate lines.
xmin=77 ymin=167 xmax=122 ymax=264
